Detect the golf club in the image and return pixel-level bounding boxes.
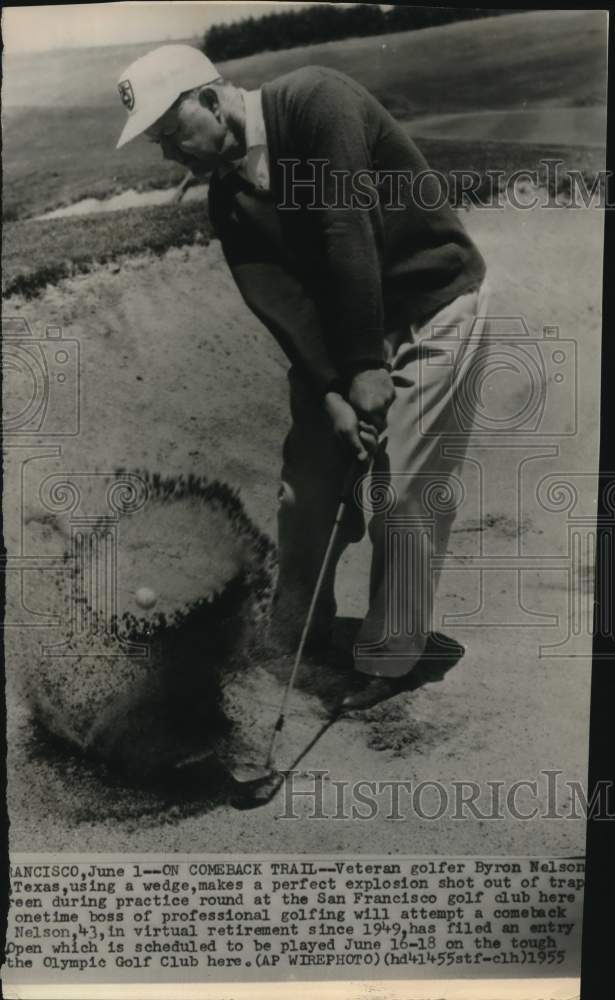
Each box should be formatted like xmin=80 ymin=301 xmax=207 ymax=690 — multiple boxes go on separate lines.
xmin=230 ymin=452 xmax=374 ymax=792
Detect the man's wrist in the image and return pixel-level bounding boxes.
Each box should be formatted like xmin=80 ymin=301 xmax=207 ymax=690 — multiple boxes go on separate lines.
xmin=323 ymin=362 xmax=391 ymax=398
xmin=344 ymin=360 xmax=392 ymax=380
xmin=322 ymin=377 xmax=346 ymax=398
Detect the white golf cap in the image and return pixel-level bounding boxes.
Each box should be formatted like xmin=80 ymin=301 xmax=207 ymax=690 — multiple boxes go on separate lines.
xmin=116 ymin=44 xmax=220 ymax=149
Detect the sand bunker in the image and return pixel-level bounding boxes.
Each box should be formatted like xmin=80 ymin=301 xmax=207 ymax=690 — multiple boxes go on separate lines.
xmin=3 ymin=205 xmax=602 ymax=852
xmin=33 ymin=182 xmax=208 ymax=221
xmin=17 ymin=471 xmax=277 ymax=778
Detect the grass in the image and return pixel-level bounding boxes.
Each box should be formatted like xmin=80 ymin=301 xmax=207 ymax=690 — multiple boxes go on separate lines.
xmin=3 ymin=109 xmax=605 ymax=224
xmin=409 ymin=107 xmax=606 ymax=148
xmin=219 ymin=9 xmax=607 ymax=113
xmin=2 ymin=202 xmax=213 ymax=299
xmin=3 ymin=136 xmax=602 ymax=302
xmin=2 ymin=106 xmax=186 ymax=222
xmin=2 ymin=10 xmax=607 ymax=221
xmin=413 ymin=136 xmax=605 ymax=205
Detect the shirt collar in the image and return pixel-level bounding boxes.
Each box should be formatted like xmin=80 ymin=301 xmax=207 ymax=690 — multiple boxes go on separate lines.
xmin=242 ymin=88 xmax=267 ymax=150
xmin=218 ymin=88 xmax=265 ymax=179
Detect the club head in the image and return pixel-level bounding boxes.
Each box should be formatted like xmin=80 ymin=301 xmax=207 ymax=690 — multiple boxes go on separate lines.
xmin=229 ymin=762 xmax=276 ymax=785
xmin=230 ymin=769 xmax=285 ymax=810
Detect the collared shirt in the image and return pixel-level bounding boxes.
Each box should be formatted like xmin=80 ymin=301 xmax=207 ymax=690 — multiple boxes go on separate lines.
xmin=219 ymin=88 xmax=270 ymax=193
xmin=241 ymin=88 xmax=270 ymax=192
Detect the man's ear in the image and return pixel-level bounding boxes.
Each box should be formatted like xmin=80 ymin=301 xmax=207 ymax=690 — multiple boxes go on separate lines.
xmin=197 ymin=85 xmax=221 ymax=119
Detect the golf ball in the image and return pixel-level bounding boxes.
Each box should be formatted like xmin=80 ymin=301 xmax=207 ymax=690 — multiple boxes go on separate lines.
xmin=135 ymin=587 xmax=157 ymax=609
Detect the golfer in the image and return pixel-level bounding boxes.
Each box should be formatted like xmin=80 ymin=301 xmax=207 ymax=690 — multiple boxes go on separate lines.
xmin=116 ymin=45 xmax=488 ymax=711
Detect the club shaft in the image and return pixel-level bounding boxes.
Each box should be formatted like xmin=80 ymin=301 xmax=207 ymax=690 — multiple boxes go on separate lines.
xmin=265 ymin=458 xmax=372 ymax=766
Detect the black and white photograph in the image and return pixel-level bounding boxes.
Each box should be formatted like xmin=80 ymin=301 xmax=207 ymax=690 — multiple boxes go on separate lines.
xmin=1 ymin=2 xmax=610 ymax=996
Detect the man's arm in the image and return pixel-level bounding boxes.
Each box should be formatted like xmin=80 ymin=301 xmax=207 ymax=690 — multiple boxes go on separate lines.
xmin=288 ymin=72 xmax=395 ymax=426
xmin=288 ymin=72 xmax=386 ymax=374
xmin=208 ymin=176 xmax=339 ymax=397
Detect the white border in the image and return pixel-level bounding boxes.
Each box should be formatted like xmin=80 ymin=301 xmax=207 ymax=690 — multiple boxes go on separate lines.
xmin=0 ymin=979 xmax=581 ymax=1000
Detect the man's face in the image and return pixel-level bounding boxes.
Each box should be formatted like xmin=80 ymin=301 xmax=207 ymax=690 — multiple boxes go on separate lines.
xmin=145 ymin=88 xmax=232 ymax=174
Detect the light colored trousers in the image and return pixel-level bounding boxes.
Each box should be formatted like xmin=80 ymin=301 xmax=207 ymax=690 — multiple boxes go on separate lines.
xmin=272 ymin=281 xmax=490 ymax=677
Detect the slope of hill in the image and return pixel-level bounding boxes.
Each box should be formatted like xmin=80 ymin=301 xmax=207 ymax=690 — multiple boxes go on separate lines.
xmin=219 ymin=8 xmax=607 ymax=116
xmin=2 ymin=9 xmax=608 ymax=221
xmin=2 ymin=37 xmax=174 ymax=109
xmin=3 ymin=10 xmax=607 ymax=112
xmin=409 ymin=107 xmax=607 ymax=148
xmin=2 ymin=105 xmax=186 ymax=220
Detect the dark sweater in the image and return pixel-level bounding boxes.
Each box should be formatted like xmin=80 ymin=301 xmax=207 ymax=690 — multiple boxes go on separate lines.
xmin=209 ymin=66 xmax=485 ymax=394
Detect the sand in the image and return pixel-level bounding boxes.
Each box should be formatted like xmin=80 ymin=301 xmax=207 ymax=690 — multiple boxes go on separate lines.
xmin=3 ymin=202 xmax=603 ymax=853
xmin=32 ymin=183 xmax=209 ymax=221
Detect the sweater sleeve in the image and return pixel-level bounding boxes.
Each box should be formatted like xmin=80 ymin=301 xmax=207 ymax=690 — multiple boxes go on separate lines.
xmin=208 ymin=177 xmax=340 ymax=396
xmin=285 ymin=74 xmax=386 ymax=374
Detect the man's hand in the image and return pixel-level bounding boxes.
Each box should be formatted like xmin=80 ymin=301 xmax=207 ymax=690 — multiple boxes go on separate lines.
xmin=347 ymin=368 xmax=395 ymax=434
xmin=324 ymin=392 xmax=378 ymax=462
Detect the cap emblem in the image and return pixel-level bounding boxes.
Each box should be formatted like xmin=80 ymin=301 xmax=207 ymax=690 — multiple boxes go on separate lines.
xmin=118 ymin=79 xmax=135 ymax=111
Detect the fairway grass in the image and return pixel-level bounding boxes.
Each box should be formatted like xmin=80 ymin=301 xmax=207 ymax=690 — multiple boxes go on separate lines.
xmin=2 ymin=202 xmax=213 ymax=299
xmin=3 ymin=136 xmax=603 ymax=302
